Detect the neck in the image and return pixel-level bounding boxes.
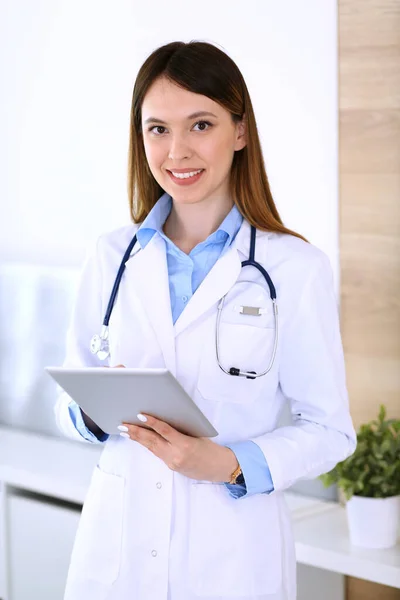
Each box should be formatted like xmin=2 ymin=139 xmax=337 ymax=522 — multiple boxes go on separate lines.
xmin=163 ymin=196 xmax=234 ymax=254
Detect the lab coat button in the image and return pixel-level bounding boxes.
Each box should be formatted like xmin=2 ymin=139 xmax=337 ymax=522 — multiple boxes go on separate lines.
xmin=156 ymin=482 xmax=162 ymax=489
xmin=182 ymin=296 xmax=188 ymax=303
xmin=151 ymin=550 xmax=157 ymax=557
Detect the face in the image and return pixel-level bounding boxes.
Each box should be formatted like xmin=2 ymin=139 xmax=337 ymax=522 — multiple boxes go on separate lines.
xmin=141 ymin=77 xmax=246 ymax=208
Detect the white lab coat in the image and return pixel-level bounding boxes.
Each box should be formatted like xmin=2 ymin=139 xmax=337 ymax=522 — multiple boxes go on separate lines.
xmin=55 ymin=218 xmax=356 ymax=600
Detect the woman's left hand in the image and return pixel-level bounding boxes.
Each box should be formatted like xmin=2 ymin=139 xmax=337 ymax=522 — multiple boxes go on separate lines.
xmin=119 ymin=414 xmax=238 ymax=483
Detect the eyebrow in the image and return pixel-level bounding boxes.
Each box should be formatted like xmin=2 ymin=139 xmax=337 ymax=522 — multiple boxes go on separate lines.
xmin=143 ymin=111 xmax=218 ymax=125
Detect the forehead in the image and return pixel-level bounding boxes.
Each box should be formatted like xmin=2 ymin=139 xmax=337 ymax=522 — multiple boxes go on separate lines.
xmin=141 ymin=77 xmax=224 ymax=121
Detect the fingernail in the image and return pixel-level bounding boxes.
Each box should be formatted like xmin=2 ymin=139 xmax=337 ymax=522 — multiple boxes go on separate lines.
xmin=137 ymin=414 xmax=147 ymax=422
xmin=119 ymin=432 xmax=130 ymax=438
xmin=118 ymin=425 xmax=129 ymax=432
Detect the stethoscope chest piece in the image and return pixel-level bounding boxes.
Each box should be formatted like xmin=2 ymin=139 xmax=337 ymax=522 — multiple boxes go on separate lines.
xmin=90 ymin=326 xmax=110 ymax=361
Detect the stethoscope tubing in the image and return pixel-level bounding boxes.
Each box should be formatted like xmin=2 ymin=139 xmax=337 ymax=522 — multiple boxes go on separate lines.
xmin=91 ymin=225 xmax=279 ymax=377
xmin=215 ymin=226 xmax=278 ymax=378
xmin=103 ymin=234 xmax=138 ymax=326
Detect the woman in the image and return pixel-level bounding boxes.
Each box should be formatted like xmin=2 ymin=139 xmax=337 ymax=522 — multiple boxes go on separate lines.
xmin=55 ymin=41 xmax=356 ymax=600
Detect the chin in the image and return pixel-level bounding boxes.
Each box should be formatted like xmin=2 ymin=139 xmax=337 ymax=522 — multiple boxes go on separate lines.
xmin=170 ymin=193 xmax=203 ymax=204
xmin=164 ymin=186 xmax=207 ymax=205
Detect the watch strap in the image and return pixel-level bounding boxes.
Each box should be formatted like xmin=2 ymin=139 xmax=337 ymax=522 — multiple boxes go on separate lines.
xmin=229 ymin=464 xmax=243 ymax=485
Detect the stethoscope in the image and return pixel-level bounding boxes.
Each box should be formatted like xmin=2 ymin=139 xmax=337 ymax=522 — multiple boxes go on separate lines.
xmin=90 ymin=225 xmax=278 ymax=378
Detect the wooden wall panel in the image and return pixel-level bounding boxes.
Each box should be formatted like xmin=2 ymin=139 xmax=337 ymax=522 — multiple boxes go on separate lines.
xmin=339 ymin=0 xmax=400 ymax=598
xmin=339 ymin=0 xmax=400 ymax=425
xmin=340 ymin=111 xmax=400 ymax=173
xmin=347 ymin=578 xmax=400 ymax=600
xmin=339 ymin=0 xmax=400 ymax=48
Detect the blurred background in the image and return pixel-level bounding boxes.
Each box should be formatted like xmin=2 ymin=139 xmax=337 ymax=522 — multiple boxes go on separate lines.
xmin=0 ymin=1 xmax=399 ymax=599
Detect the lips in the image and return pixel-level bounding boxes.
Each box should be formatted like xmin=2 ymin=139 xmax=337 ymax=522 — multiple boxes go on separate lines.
xmin=167 ymin=169 xmax=204 ymax=175
xmin=166 ymin=169 xmax=205 ymax=186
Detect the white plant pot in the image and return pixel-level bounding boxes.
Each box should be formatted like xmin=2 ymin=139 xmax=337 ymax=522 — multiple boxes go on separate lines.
xmin=346 ymin=495 xmax=400 ymax=549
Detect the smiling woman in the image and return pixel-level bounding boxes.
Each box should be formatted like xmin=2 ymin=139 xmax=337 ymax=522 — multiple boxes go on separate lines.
xmin=128 ymin=41 xmax=306 ymax=243
xmin=55 ymin=40 xmax=356 ymax=600
xmin=140 ymin=77 xmax=245 ymax=216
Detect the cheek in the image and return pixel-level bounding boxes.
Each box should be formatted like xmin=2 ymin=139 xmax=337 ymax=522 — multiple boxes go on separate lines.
xmin=205 ymin=137 xmax=235 ymax=171
xmin=143 ymin=139 xmax=164 ymax=169
xmin=205 ymin=130 xmax=234 ymax=156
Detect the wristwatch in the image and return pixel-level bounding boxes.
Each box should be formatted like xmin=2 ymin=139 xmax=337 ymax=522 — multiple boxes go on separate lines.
xmin=229 ymin=463 xmax=244 ymax=485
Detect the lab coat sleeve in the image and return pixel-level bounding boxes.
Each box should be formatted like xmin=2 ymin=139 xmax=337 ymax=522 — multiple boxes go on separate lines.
xmin=68 ymin=400 xmax=109 ymax=443
xmin=250 ymin=252 xmax=357 ymax=493
xmin=54 ymin=237 xmax=108 ymax=444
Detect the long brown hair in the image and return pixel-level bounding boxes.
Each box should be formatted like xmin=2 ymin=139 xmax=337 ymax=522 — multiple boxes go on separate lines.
xmin=128 ymin=41 xmax=306 ymax=242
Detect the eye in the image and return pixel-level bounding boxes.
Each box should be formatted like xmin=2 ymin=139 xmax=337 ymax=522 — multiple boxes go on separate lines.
xmin=148 ymin=125 xmax=167 ymax=135
xmin=193 ymin=120 xmax=213 ymax=131
xmin=147 ymin=120 xmax=213 ymax=136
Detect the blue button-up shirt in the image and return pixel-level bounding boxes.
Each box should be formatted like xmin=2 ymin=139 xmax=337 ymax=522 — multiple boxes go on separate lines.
xmin=68 ymin=193 xmax=274 ymax=499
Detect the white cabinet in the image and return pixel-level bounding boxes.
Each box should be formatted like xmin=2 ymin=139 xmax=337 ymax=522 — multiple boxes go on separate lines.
xmin=7 ymin=491 xmax=80 ymax=600
xmin=297 ymin=565 xmax=344 ymax=600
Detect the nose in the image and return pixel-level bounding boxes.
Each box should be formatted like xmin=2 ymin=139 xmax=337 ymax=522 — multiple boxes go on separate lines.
xmin=167 ymin=133 xmax=192 ymax=161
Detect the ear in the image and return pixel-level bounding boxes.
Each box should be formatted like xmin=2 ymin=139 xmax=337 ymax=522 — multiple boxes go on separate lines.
xmin=234 ymin=113 xmax=247 ymax=151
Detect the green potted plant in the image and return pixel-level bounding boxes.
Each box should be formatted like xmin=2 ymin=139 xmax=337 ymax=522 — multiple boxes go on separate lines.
xmin=320 ymin=405 xmax=400 ymax=549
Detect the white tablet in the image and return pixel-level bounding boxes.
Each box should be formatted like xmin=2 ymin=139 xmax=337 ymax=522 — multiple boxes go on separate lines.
xmin=46 ymin=367 xmax=218 ymax=438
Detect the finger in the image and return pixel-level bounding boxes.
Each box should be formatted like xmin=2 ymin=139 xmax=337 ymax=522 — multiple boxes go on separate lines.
xmin=121 ymin=424 xmax=168 ymax=456
xmin=132 ymin=414 xmax=184 ymax=443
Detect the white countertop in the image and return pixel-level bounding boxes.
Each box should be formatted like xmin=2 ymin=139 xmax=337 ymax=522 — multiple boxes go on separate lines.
xmin=294 ymin=502 xmax=400 ymax=588
xmin=0 ymin=426 xmax=101 ymax=504
xmin=0 ymin=425 xmax=399 ymax=588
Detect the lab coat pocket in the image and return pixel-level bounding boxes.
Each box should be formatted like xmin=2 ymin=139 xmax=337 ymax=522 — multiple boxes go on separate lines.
xmin=67 ymin=466 xmax=125 ymax=585
xmin=197 ymin=322 xmax=276 ymax=403
xmin=188 ymin=483 xmax=282 ymax=596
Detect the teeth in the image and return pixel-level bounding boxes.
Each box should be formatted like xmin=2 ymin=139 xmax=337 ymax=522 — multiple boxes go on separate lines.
xmin=171 ymin=169 xmax=203 ymax=179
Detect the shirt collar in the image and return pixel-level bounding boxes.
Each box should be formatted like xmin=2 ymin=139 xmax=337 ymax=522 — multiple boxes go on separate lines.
xmin=136 ymin=192 xmax=243 ymax=250
xmin=136 ymin=192 xmax=172 ymax=249
xmin=216 ymin=202 xmax=243 ymax=247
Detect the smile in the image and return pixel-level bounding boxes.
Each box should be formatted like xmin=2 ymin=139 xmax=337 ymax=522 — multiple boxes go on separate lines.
xmin=167 ymin=169 xmax=205 ymax=186
xmin=170 ymin=169 xmax=203 ymax=179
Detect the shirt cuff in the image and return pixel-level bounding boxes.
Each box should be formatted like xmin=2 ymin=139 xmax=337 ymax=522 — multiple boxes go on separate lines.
xmin=67 ymin=400 xmax=109 ymax=443
xmin=224 ymin=440 xmax=275 ymax=499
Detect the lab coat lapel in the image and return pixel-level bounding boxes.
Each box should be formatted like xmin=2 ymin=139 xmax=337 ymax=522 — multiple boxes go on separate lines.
xmin=174 ymin=219 xmax=251 ymax=337
xmin=125 ymin=235 xmax=176 ymax=375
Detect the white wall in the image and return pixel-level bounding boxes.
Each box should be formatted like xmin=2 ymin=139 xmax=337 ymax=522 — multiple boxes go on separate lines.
xmin=0 ymin=2 xmax=342 ymax=493
xmin=0 ymin=0 xmax=339 ymax=287
xmin=0 ymin=10 xmax=340 ymax=590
